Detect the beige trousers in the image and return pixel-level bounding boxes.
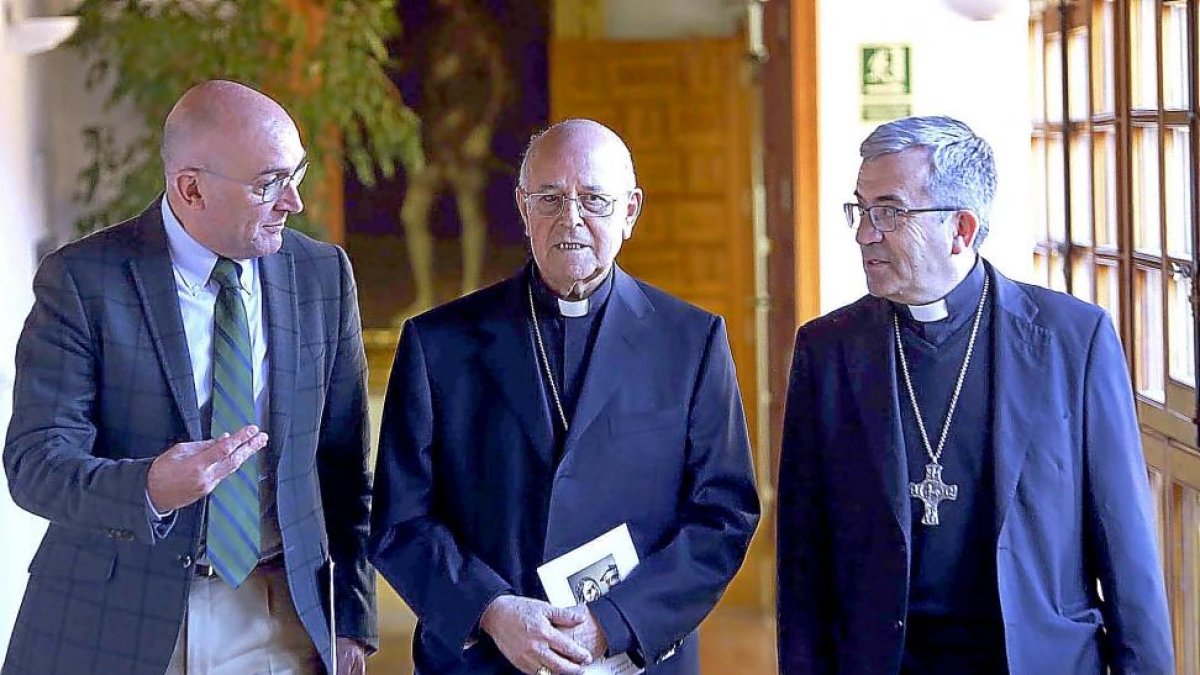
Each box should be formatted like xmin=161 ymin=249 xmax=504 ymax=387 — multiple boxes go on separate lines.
xmin=165 ymin=561 xmax=322 ymax=675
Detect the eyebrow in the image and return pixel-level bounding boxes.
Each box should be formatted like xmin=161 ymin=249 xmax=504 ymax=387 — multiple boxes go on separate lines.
xmin=254 ymin=153 xmax=308 ymax=179
xmin=853 ymin=190 xmax=906 ymax=205
xmin=531 ymin=183 xmax=610 ymax=193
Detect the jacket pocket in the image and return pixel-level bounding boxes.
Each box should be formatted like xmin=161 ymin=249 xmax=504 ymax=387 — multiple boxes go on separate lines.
xmin=27 ymin=540 xmax=117 ymax=581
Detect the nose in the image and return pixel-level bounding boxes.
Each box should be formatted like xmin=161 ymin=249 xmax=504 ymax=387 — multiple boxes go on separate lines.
xmin=275 ymin=181 xmax=304 ymax=214
xmin=855 ymin=216 xmax=882 ymax=246
xmin=556 ymin=194 xmax=585 ymax=229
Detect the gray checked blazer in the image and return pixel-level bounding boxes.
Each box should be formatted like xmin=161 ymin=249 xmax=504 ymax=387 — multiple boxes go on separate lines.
xmin=2 ymin=198 xmax=376 ymax=674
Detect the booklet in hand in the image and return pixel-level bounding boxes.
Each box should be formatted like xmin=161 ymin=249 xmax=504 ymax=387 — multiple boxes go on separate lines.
xmin=537 ymin=524 xmax=644 ymax=675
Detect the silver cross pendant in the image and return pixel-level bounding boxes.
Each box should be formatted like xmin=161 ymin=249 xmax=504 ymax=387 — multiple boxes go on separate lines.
xmin=909 ymin=462 xmax=958 ymax=526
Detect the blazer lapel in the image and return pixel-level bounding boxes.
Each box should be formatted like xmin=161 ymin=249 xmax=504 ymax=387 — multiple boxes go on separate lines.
xmin=260 ymin=249 xmax=298 ymax=472
xmin=563 ymin=267 xmax=651 ymax=450
xmin=848 ymin=297 xmax=911 ymax=536
xmin=989 ymin=264 xmax=1049 ymax=535
xmin=127 ymin=199 xmax=204 ymax=442
xmin=479 ymin=274 xmax=556 ymax=463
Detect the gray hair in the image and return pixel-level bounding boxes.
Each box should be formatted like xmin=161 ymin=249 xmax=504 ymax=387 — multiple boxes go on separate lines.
xmin=860 ymin=115 xmax=997 ymax=247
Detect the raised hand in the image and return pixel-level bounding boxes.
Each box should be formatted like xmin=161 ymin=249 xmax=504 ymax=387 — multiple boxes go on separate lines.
xmin=146 ymin=425 xmax=268 ymax=512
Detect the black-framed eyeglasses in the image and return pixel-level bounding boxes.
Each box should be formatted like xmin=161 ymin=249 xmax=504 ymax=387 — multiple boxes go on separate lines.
xmin=843 ymin=202 xmax=964 ymax=233
xmin=191 ymin=157 xmax=309 ymax=204
xmin=520 ymin=189 xmax=626 ymax=218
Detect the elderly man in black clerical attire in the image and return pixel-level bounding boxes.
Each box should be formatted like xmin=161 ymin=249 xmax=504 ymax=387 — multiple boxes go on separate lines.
xmin=777 ymin=115 xmax=1173 ymax=675
xmin=370 ymin=118 xmax=759 ymax=675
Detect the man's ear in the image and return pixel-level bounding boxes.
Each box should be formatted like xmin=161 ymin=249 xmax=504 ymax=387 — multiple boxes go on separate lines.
xmin=622 ymin=188 xmax=644 ymax=240
xmin=951 ymin=209 xmax=980 ymax=254
xmin=171 ymin=171 xmax=205 ymax=210
xmin=515 ymin=187 xmax=531 ymax=236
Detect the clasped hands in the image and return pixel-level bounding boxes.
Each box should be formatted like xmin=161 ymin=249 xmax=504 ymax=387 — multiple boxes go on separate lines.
xmin=480 ymin=594 xmax=609 ymax=675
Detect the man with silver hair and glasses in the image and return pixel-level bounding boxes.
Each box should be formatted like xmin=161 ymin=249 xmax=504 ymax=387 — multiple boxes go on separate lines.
xmin=776 ymin=115 xmax=1172 ymax=674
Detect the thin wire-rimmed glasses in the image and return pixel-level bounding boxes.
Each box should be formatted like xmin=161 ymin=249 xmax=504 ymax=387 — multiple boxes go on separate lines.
xmin=191 ymin=158 xmax=310 ymax=204
xmin=843 ymin=202 xmax=964 ymax=233
xmin=520 ymin=189 xmax=628 ymax=218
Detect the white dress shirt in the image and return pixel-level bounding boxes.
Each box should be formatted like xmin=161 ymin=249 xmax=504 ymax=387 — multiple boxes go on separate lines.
xmin=158 ymin=198 xmax=281 ymax=559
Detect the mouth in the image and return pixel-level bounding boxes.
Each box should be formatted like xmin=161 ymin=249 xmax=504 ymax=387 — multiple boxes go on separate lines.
xmin=262 ymin=222 xmax=286 ymax=233
xmin=554 ymin=242 xmax=589 ymax=251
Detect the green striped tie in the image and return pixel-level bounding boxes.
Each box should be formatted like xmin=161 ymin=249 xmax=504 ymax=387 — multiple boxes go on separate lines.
xmin=206 ymin=257 xmax=261 ymax=587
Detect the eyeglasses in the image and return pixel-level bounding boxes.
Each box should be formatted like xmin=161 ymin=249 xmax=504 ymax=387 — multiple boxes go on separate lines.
xmin=191 ymin=158 xmax=309 ymax=204
xmin=521 ymin=190 xmax=625 ymax=218
xmin=843 ymin=203 xmax=964 ymax=233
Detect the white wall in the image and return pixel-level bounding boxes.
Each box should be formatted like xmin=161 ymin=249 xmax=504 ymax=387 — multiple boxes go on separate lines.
xmin=817 ymin=0 xmax=1033 ymax=313
xmin=0 ymin=18 xmax=52 ymax=658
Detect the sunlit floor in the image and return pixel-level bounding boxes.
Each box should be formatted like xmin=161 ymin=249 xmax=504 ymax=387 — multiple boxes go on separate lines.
xmin=367 ymin=606 xmax=777 ymax=674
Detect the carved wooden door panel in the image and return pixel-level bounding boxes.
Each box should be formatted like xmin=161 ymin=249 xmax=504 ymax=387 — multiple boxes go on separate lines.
xmin=551 ymin=37 xmax=763 ymax=608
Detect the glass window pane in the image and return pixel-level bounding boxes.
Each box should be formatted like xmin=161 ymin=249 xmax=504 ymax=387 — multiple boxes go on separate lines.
xmin=1162 ymin=0 xmax=1189 ymax=110
xmin=1071 ymin=255 xmax=1094 ymax=303
xmin=1031 ymin=135 xmax=1049 ymax=241
xmin=1050 ymin=250 xmax=1067 ymax=293
xmin=1048 ymin=132 xmax=1067 ymax=243
xmin=1033 ymin=252 xmax=1051 ymax=288
xmin=1169 ymin=268 xmax=1195 ymax=387
xmin=1096 ymin=260 xmax=1120 ymax=328
xmin=1130 ymin=0 xmax=1158 ymax=109
xmin=1067 ymin=27 xmax=1089 ymax=121
xmin=1165 ymin=126 xmax=1194 ymax=261
xmin=1069 ymin=131 xmax=1092 ymax=245
xmin=1132 ymin=125 xmax=1161 ymax=255
xmin=1093 ymin=126 xmax=1118 ymax=247
xmin=1092 ymin=0 xmax=1115 ymax=115
xmin=1047 ymin=32 xmax=1064 ymax=124
xmin=1135 ymin=265 xmax=1166 ymax=402
xmin=1031 ymin=17 xmax=1046 ymax=124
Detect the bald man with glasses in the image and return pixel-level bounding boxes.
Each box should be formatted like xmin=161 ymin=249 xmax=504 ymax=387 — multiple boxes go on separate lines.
xmin=369 ymin=118 xmax=759 ymax=675
xmin=4 ymin=80 xmax=375 ymax=675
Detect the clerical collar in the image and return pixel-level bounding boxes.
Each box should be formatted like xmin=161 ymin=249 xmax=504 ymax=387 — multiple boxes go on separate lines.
xmin=900 ymin=258 xmax=985 ymax=325
xmin=529 ymin=264 xmax=613 ymax=318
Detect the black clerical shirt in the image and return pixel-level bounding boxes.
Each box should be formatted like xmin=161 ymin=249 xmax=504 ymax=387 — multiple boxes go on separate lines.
xmin=895 ymin=260 xmax=1007 ymax=674
xmin=528 ymin=265 xmax=613 ymax=448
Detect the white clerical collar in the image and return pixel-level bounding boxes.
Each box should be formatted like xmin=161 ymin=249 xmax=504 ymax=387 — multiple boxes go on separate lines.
xmin=906 ymin=299 xmax=949 ymax=322
xmin=557 ymin=297 xmax=588 ymax=317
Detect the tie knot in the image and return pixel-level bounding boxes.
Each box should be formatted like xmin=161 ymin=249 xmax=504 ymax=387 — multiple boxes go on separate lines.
xmin=210 ymin=258 xmax=243 ymax=291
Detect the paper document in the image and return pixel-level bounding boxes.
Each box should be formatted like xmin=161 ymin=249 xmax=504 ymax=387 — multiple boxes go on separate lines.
xmin=537 ymin=524 xmax=644 ymax=675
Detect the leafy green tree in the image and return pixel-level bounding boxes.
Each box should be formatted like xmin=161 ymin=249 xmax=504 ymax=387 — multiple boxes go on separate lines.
xmin=70 ymin=0 xmax=422 ymax=237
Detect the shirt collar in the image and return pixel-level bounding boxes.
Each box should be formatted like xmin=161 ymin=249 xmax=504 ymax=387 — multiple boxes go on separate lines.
xmin=529 ymin=262 xmax=614 ymax=319
xmin=900 ymin=257 xmax=985 ymax=325
xmin=161 ymin=197 xmax=254 ymax=292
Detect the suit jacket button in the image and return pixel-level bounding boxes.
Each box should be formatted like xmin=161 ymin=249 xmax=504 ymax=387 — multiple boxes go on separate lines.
xmin=895 ymin=620 xmax=904 ymax=630
xmin=179 ymin=554 xmax=193 ymax=568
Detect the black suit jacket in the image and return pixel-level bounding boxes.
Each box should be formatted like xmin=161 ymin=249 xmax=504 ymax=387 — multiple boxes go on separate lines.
xmin=777 ymin=262 xmax=1172 ymax=674
xmin=3 ymin=200 xmax=376 ymax=674
xmin=369 ymin=265 xmax=760 ymax=674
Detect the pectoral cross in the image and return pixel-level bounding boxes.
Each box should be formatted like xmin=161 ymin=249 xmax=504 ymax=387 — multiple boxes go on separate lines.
xmin=909 ymin=462 xmax=958 ymax=526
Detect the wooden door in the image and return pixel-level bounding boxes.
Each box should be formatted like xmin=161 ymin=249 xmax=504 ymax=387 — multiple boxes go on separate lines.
xmin=551 ymin=37 xmax=763 ymax=608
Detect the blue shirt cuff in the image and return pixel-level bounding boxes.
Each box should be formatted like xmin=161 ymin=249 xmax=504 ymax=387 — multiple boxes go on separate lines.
xmin=589 ymin=597 xmax=635 ymax=656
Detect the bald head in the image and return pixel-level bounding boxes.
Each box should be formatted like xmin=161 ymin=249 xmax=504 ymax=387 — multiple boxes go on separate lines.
xmin=518 ymin=119 xmax=636 ymax=191
xmin=161 ymin=80 xmax=306 ymax=261
xmin=161 ymin=80 xmax=297 ymax=173
xmin=516 ymin=118 xmax=643 ymax=299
